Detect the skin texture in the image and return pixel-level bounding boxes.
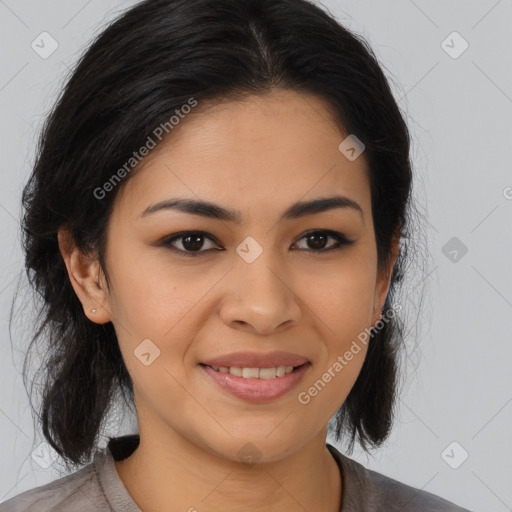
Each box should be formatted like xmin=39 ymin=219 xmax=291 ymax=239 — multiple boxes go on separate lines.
xmin=58 ymin=89 xmax=399 ymax=512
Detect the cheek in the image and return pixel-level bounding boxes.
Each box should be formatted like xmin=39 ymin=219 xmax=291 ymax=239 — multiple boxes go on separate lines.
xmin=106 ymin=242 xmax=205 ymax=335
xmin=294 ymin=265 xmax=374 ymax=421
xmin=300 ymin=255 xmax=377 ymax=333
xmin=106 ymin=253 xmax=227 ymax=402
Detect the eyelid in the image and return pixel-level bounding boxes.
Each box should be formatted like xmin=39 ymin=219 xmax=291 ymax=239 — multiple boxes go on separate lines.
xmin=159 ymin=231 xmax=221 ymax=254
xmin=292 ymin=230 xmax=356 ymax=250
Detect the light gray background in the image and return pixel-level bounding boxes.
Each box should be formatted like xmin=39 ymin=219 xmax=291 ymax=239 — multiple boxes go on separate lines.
xmin=0 ymin=1 xmax=511 ymax=510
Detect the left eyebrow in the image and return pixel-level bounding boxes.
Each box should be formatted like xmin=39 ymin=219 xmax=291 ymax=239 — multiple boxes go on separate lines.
xmin=139 ymin=195 xmax=364 ymax=223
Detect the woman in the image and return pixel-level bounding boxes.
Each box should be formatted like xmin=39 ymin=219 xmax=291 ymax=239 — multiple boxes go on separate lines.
xmin=0 ymin=0 xmax=473 ymax=510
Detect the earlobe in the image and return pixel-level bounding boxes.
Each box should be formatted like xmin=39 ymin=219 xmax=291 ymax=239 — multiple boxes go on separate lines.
xmin=57 ymin=225 xmax=111 ymax=324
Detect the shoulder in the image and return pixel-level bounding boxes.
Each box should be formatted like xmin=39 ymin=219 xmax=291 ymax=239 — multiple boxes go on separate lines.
xmin=327 ymin=444 xmax=474 ymax=512
xmin=0 ymin=450 xmax=110 ymax=512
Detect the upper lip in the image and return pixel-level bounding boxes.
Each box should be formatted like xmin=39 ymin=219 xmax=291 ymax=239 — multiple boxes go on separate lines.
xmin=200 ymin=350 xmax=310 ymax=368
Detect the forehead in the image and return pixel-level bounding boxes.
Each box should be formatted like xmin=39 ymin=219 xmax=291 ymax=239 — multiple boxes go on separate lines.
xmin=113 ymin=89 xmax=371 ymax=223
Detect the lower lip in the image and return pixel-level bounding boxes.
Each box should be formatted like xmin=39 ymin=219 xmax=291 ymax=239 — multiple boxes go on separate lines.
xmin=200 ymin=363 xmax=310 ymax=403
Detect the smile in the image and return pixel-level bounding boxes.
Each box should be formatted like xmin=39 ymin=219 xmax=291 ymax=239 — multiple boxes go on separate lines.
xmin=204 ymin=364 xmax=300 ymax=379
xmin=200 ymin=362 xmax=311 ymax=402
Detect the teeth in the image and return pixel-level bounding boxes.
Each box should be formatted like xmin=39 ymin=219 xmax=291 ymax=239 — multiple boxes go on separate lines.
xmin=242 ymin=367 xmax=259 ymax=379
xmin=229 ymin=366 xmax=243 ymax=377
xmin=259 ymin=367 xmax=278 ymax=379
xmin=209 ymin=365 xmax=297 ymax=379
xmin=276 ymin=366 xmax=286 ymax=377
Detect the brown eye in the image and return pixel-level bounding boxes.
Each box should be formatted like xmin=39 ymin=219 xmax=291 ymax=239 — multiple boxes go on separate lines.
xmin=181 ymin=233 xmax=206 ymax=252
xmin=161 ymin=231 xmax=221 ymax=256
xmin=293 ymin=230 xmax=355 ymax=252
xmin=305 ymin=232 xmax=328 ymax=250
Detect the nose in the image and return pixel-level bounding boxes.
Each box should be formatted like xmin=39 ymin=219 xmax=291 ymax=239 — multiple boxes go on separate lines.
xmin=218 ymin=255 xmax=303 ymax=336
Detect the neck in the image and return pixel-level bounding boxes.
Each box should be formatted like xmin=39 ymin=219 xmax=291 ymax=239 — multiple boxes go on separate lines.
xmin=114 ymin=427 xmax=341 ymax=512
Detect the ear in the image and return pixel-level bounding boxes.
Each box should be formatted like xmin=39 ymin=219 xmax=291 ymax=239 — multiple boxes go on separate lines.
xmin=371 ymin=230 xmax=401 ymax=326
xmin=57 ymin=225 xmax=112 ymax=324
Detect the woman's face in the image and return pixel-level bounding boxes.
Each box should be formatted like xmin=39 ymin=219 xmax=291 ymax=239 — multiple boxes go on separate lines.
xmin=89 ymin=89 xmax=396 ymax=462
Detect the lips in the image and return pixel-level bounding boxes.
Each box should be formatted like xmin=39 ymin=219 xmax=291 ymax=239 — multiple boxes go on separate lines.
xmin=200 ymin=361 xmax=311 ymax=402
xmin=200 ymin=350 xmax=309 ymax=368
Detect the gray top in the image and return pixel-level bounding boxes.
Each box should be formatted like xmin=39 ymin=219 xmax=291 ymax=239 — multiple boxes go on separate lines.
xmin=0 ymin=435 xmax=473 ymax=511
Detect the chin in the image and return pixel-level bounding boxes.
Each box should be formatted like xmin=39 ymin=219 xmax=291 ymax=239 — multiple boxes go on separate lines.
xmin=197 ymin=429 xmax=311 ymax=466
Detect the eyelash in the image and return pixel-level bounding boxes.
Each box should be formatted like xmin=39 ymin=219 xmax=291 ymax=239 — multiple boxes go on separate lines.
xmin=159 ymin=230 xmax=355 ymax=257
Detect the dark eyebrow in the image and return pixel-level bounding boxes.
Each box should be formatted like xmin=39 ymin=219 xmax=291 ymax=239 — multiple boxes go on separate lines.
xmin=140 ymin=195 xmax=364 ymax=223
